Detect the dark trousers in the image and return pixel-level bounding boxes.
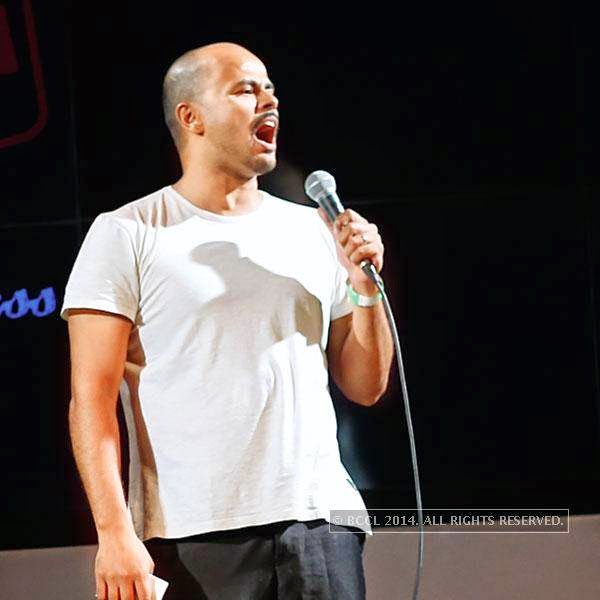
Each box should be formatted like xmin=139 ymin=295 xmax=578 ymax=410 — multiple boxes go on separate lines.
xmin=145 ymin=519 xmax=366 ymax=599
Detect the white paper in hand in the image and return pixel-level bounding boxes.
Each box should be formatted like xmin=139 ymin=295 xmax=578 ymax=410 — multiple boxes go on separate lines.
xmin=151 ymin=574 xmax=169 ymax=600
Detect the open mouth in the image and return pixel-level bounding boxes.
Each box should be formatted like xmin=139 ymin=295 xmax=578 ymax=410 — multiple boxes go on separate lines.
xmin=253 ymin=118 xmax=278 ymax=148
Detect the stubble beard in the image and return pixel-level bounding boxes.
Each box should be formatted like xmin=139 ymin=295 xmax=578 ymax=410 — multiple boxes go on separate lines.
xmin=210 ymin=132 xmax=277 ymax=180
xmin=253 ymin=153 xmax=277 ymax=177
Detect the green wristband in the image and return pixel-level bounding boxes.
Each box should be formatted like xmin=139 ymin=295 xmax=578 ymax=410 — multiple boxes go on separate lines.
xmin=346 ymin=281 xmax=383 ymax=307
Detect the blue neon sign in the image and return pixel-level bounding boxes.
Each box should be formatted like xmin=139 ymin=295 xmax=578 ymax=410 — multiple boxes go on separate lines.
xmin=0 ymin=287 xmax=56 ymax=318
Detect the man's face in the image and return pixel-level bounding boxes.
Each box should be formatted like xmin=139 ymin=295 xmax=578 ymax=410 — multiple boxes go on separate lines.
xmin=198 ymin=52 xmax=279 ymax=179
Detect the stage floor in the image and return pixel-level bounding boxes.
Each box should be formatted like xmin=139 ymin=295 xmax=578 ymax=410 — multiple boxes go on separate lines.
xmin=1 ymin=514 xmax=597 ymax=599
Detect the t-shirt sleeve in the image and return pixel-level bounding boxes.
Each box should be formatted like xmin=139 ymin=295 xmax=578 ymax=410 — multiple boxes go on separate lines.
xmin=331 ymin=255 xmax=353 ymax=321
xmin=60 ymin=213 xmax=140 ymax=323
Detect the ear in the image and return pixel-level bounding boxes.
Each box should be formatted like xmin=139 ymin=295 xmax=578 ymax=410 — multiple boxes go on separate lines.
xmin=175 ymin=101 xmax=204 ymax=136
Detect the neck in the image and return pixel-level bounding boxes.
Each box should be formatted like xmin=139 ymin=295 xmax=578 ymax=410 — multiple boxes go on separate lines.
xmin=173 ymin=161 xmax=262 ymax=216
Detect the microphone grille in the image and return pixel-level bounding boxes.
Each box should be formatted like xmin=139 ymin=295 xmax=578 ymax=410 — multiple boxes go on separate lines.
xmin=304 ymin=170 xmax=337 ymax=203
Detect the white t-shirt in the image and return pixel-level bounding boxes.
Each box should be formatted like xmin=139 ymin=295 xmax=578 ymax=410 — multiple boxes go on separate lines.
xmin=61 ymin=185 xmax=372 ymax=539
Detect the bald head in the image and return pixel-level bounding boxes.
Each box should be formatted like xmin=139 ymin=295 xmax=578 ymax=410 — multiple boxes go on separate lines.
xmin=162 ymin=42 xmax=261 ymax=150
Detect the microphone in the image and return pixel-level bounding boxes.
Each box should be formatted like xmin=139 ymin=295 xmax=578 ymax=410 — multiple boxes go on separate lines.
xmin=306 ymin=174 xmax=423 ymax=600
xmin=304 ymin=170 xmax=382 ymax=286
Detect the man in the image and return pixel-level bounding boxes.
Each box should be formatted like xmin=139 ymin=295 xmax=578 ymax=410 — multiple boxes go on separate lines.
xmin=62 ymin=42 xmax=393 ymax=599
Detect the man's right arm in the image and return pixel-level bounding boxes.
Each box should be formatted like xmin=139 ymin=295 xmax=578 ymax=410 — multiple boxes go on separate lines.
xmin=67 ymin=308 xmax=154 ymax=600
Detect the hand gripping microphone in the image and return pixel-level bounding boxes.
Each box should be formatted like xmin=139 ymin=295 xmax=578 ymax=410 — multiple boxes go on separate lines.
xmin=304 ymin=169 xmax=425 ymax=600
xmin=304 ymin=170 xmax=383 ymax=288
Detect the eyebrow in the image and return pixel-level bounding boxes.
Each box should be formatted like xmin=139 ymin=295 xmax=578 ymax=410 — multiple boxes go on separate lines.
xmin=236 ymin=78 xmax=275 ymax=91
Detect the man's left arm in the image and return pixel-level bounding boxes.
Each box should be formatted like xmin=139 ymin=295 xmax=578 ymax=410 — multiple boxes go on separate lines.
xmin=321 ymin=208 xmax=394 ymax=407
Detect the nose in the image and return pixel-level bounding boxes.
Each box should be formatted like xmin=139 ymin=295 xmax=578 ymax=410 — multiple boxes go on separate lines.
xmin=258 ymin=87 xmax=278 ymax=112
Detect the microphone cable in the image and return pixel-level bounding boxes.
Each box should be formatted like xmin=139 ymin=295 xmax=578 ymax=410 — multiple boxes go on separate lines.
xmin=305 ymin=170 xmax=424 ymax=600
xmin=361 ymin=262 xmax=424 ymax=600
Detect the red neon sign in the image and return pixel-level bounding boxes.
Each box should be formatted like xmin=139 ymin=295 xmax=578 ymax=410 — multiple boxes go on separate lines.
xmin=0 ymin=0 xmax=47 ymax=150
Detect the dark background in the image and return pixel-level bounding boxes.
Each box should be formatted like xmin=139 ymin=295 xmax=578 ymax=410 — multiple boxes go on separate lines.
xmin=0 ymin=1 xmax=594 ymax=549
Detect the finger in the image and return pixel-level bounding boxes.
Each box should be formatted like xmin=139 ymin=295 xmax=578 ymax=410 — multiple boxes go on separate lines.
xmin=348 ymin=242 xmax=384 ymax=272
xmin=107 ymin=579 xmax=120 ymax=600
xmin=342 ymin=231 xmax=381 ymax=258
xmin=333 ymin=208 xmax=357 ymax=232
xmin=345 ymin=208 xmax=368 ymax=224
xmin=342 ymin=232 xmax=365 ymax=258
xmin=333 ymin=212 xmax=348 ymax=237
xmin=333 ymin=208 xmax=367 ymax=231
xmin=337 ymin=221 xmax=375 ymax=246
xmin=95 ymin=578 xmax=107 ymax=600
xmin=119 ymin=580 xmax=135 ymax=600
xmin=134 ymin=574 xmax=154 ymax=600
